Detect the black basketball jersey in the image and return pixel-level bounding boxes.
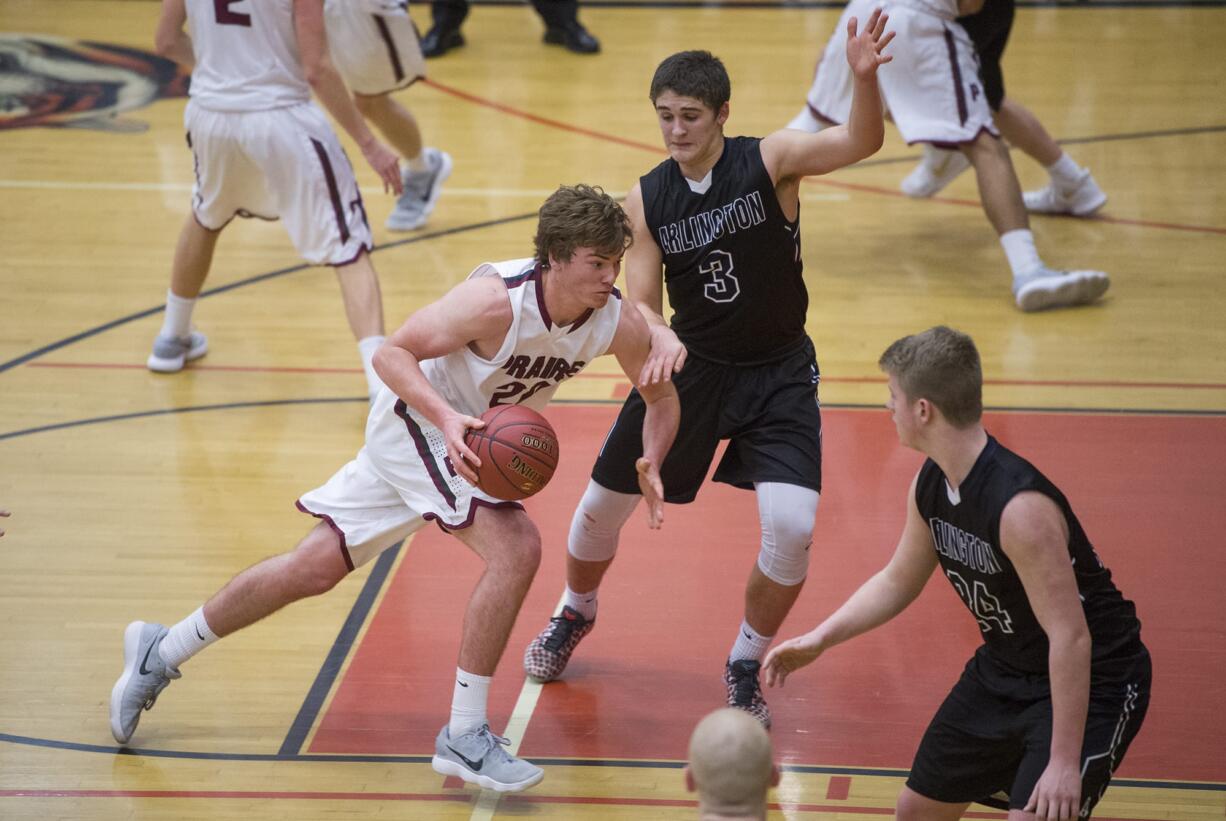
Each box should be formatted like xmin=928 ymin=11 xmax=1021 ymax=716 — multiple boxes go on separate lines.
xmin=640 ymin=136 xmax=807 ymax=365
xmin=915 ymin=436 xmax=1144 ymax=678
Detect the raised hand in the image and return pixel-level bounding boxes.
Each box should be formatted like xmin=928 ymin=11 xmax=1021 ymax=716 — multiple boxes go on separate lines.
xmin=845 ymin=8 xmax=895 ymax=80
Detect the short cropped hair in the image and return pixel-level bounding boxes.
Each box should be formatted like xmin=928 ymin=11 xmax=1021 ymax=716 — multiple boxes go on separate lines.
xmin=534 ymin=184 xmax=632 ymax=267
xmin=688 ymin=708 xmax=774 ymax=814
xmin=649 ymin=50 xmax=731 ymax=111
xmin=878 ymin=326 xmax=983 ymax=428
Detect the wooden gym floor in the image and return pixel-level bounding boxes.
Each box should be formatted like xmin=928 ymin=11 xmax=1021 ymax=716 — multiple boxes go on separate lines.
xmin=1 ymin=0 xmax=1224 ymax=818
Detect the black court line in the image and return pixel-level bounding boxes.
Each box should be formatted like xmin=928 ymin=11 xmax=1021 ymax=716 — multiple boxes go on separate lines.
xmin=0 ymin=212 xmax=536 ymax=375
xmin=854 ymin=123 xmax=1226 ymax=169
xmin=0 ymin=732 xmax=1222 ymax=792
xmin=279 ymin=542 xmax=403 ymax=756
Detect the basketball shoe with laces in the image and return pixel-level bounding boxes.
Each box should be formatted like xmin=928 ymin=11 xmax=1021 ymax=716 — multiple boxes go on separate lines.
xmin=109 ymin=621 xmax=181 ymax=744
xmin=725 ymin=658 xmax=771 ymax=728
xmin=523 ymin=605 xmax=594 ymax=683
xmin=431 ymin=724 xmax=544 ymax=792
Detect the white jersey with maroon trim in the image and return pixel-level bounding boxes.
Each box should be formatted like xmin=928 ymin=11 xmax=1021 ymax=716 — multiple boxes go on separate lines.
xmin=892 ymin=0 xmax=959 ymax=20
xmin=363 ymin=257 xmax=623 ymax=492
xmin=186 ymin=0 xmax=310 ymax=112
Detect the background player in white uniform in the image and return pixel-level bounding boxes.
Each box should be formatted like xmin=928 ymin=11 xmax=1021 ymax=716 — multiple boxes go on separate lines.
xmin=148 ymin=0 xmax=402 ymax=398
xmin=109 ymin=185 xmax=681 ymax=792
xmin=324 ymin=0 xmax=452 ymax=231
xmin=788 ymin=0 xmax=1111 ymax=312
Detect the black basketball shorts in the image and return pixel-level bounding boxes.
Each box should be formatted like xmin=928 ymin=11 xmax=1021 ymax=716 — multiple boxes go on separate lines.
xmin=906 ymin=648 xmax=1151 ymax=817
xmin=958 ymin=0 xmax=1015 ymax=111
xmin=591 ymin=337 xmax=822 ymax=504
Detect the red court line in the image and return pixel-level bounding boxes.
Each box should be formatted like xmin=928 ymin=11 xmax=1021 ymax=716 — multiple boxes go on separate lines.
xmin=423 ymin=80 xmax=1226 ymax=237
xmin=24 ymin=361 xmax=1226 ymax=391
xmin=0 ymin=789 xmax=1168 ymax=819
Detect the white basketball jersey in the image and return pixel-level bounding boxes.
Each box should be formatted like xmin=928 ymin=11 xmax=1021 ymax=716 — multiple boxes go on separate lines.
xmin=365 ymin=257 xmax=623 ymax=463
xmin=186 ymin=0 xmax=311 ymax=111
xmin=891 ymin=0 xmax=959 ymax=20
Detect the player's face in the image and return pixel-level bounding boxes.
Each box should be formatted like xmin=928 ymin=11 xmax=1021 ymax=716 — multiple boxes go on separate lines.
xmin=886 ymin=374 xmax=920 ymax=447
xmin=553 ymin=246 xmax=624 ymax=308
xmin=654 ymin=91 xmax=726 ymax=165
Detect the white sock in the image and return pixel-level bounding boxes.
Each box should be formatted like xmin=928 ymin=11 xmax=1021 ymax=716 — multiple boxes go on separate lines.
xmin=562 ymin=585 xmax=597 ymax=621
xmin=1000 ymin=229 xmax=1044 ymax=279
xmin=357 ymin=335 xmax=385 ymax=398
xmin=1046 ymin=152 xmax=1084 ymax=191
xmin=729 ymin=619 xmax=773 ymax=663
xmin=406 ymin=151 xmax=428 ymax=173
xmin=449 ymin=668 xmax=491 ymax=737
xmin=158 ymin=606 xmax=219 ymax=670
xmin=159 ymin=290 xmax=195 ymax=340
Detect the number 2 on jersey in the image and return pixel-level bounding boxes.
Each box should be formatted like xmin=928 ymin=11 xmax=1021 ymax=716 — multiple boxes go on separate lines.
xmin=214 ymin=0 xmax=252 ymax=26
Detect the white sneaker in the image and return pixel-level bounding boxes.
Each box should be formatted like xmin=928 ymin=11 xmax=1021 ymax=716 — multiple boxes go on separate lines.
xmin=900 ymin=145 xmax=971 ymax=198
xmin=147 ymin=331 xmax=208 ymax=373
xmin=1013 ymin=266 xmax=1110 ymax=312
xmin=431 ymin=724 xmax=544 ymax=792
xmin=1023 ymin=170 xmax=1107 ymax=216
xmin=386 ymin=147 xmax=452 ymax=232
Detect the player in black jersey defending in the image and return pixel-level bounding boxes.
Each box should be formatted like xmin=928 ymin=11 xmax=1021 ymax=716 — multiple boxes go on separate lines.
xmin=763 ymin=326 xmax=1150 ymax=820
xmin=522 ymin=12 xmax=894 ymax=727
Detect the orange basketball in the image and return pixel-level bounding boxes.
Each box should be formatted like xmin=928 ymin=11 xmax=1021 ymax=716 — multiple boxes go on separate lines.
xmin=463 ymin=405 xmax=559 ymax=501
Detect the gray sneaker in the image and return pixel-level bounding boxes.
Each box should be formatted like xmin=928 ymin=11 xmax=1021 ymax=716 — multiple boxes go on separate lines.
xmin=900 ymin=144 xmax=970 ymax=198
xmin=147 ymin=331 xmax=208 ymax=373
xmin=1013 ymin=266 xmax=1110 ymax=312
xmin=431 ymin=724 xmax=544 ymax=792
xmin=109 ymin=621 xmax=180 ymax=744
xmin=386 ymin=147 xmax=452 ymax=232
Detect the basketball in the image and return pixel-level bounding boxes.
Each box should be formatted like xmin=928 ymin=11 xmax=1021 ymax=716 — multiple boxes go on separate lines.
xmin=464 ymin=405 xmax=559 ymax=501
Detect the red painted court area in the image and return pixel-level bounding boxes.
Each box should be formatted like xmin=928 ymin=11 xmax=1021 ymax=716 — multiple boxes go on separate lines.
xmin=310 ymin=405 xmax=1226 ymax=783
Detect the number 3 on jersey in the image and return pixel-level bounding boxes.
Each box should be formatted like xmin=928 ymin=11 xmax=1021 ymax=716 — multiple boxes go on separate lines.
xmin=946 ymin=570 xmax=1014 ymax=634
xmin=700 ymin=249 xmax=740 ymax=303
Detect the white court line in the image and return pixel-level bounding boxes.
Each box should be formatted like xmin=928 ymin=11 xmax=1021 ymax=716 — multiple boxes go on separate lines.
xmin=466 ymin=593 xmax=562 ymax=821
xmin=0 ymin=179 xmax=849 ymax=201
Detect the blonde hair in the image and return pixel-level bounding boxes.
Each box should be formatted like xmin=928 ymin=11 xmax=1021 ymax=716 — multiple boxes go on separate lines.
xmin=878 ymin=326 xmax=983 ymax=428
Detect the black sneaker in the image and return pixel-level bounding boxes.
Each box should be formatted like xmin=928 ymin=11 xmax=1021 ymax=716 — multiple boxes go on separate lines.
xmin=724 ymin=658 xmax=771 ymax=728
xmin=523 ymin=605 xmax=595 ymax=682
xmin=542 ymin=23 xmax=600 ymax=54
xmin=421 ymin=25 xmax=464 ymax=58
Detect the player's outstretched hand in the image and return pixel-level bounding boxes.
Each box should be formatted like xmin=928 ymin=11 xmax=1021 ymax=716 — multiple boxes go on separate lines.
xmin=0 ymin=509 xmax=9 ymax=537
xmin=361 ymin=138 xmax=404 ymax=196
xmin=762 ymin=631 xmax=825 ymax=687
xmin=639 ymin=325 xmax=688 ymax=386
xmin=1025 ymin=759 xmax=1082 ymax=821
xmin=445 ymin=414 xmax=486 ymax=486
xmin=845 ymin=8 xmax=895 ymax=80
xmin=636 ymin=458 xmax=665 ymax=529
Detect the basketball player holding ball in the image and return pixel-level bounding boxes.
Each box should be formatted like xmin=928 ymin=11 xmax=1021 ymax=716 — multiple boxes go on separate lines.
xmin=109 ymin=185 xmax=680 ymax=793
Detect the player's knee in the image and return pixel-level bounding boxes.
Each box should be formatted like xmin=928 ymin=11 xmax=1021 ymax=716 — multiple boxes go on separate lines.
xmin=756 ymin=484 xmax=817 ymax=586
xmin=567 ymin=481 xmax=638 ymax=563
xmin=491 ymin=521 xmax=542 ymax=579
xmin=289 ymin=524 xmax=350 ymax=596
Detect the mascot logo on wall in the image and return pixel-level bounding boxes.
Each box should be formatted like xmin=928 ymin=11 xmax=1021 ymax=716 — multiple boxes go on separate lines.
xmin=0 ymin=34 xmax=188 ymax=132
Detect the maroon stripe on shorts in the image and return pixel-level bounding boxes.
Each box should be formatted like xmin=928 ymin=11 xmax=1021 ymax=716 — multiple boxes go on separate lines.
xmin=394 ymin=399 xmax=457 ymax=510
xmin=943 ymin=27 xmax=969 ymax=127
xmin=372 ymin=15 xmax=406 ymax=84
xmin=310 ymin=137 xmax=351 ymax=245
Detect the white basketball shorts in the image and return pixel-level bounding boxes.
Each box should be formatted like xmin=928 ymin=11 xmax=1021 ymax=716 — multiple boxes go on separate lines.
xmin=297 ymin=397 xmax=521 ymax=570
xmin=324 ymin=0 xmax=425 ymax=96
xmin=184 ymin=99 xmax=373 ymax=265
xmin=802 ymin=0 xmax=997 ymax=146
